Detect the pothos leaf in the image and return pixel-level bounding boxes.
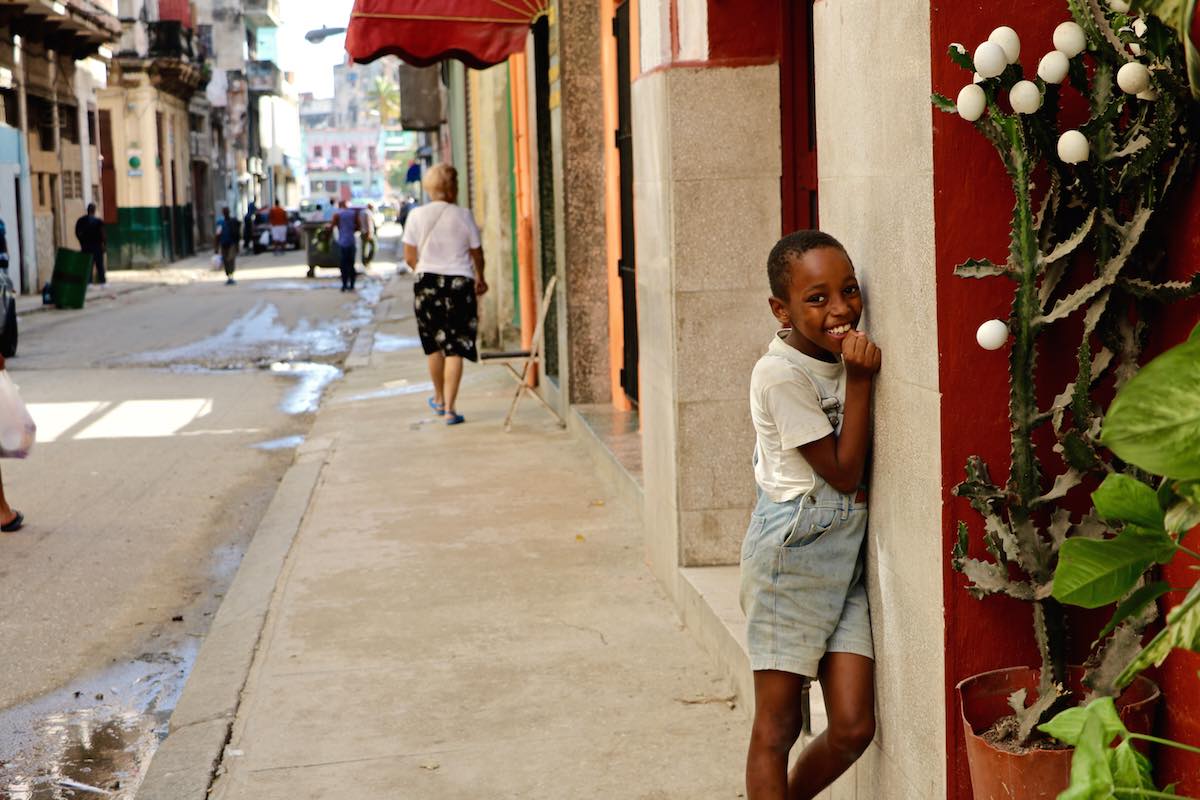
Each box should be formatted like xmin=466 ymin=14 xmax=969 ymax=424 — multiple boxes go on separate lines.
xmin=1092 ymin=473 xmax=1165 ymax=530
xmin=1039 ymin=696 xmax=1128 ymax=747
xmin=1102 ymin=337 xmax=1200 ymax=479
xmin=1052 ymin=525 xmax=1177 ymax=609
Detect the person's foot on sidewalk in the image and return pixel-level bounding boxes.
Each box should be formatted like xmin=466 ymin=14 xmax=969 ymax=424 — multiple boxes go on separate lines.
xmin=1 ymin=510 xmax=24 ymax=532
xmin=446 ymin=412 xmax=465 ymax=425
xmin=428 ymin=397 xmax=445 ymax=416
xmin=225 ymin=277 xmax=237 ymax=286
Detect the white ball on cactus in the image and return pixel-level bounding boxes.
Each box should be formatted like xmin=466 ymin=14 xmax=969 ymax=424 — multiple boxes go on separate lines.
xmin=1009 ymin=80 xmax=1042 ymax=114
xmin=976 ymin=319 xmax=1010 ymax=351
xmin=957 ymin=84 xmax=987 ymax=121
xmin=1117 ymin=61 xmax=1151 ymax=94
xmin=974 ymin=41 xmax=1008 ymax=78
xmin=1053 ymin=21 xmax=1087 ymax=57
xmin=1109 ymin=0 xmax=1131 ymax=11
xmin=988 ymin=26 xmax=1021 ymax=64
xmin=1057 ymin=129 xmax=1090 ymax=163
xmin=1038 ymin=50 xmax=1071 ymax=83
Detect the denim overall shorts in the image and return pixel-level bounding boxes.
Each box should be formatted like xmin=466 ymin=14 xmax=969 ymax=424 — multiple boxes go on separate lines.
xmin=739 ymin=379 xmax=873 ymax=677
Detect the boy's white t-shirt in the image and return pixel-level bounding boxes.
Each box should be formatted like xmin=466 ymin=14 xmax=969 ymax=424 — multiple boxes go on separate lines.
xmin=401 ymin=201 xmax=482 ymax=278
xmin=750 ymin=331 xmax=846 ymax=502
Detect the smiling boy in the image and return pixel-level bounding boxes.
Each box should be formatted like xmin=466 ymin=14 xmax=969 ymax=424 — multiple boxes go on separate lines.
xmin=741 ymin=230 xmax=881 ymax=799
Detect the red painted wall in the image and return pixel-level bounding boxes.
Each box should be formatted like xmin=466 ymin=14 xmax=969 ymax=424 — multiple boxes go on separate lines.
xmin=1147 ymin=178 xmax=1200 ymax=793
xmin=931 ymin=3 xmax=1200 ymax=798
xmin=706 ymin=0 xmax=780 ymax=64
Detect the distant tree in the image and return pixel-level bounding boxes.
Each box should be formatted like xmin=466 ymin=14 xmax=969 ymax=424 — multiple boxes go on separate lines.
xmin=367 ymin=76 xmax=400 ymax=125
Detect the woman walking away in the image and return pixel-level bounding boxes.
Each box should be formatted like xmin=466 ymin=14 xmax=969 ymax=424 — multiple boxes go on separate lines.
xmin=742 ymin=231 xmax=881 ymax=799
xmin=402 ymin=164 xmax=488 ymax=426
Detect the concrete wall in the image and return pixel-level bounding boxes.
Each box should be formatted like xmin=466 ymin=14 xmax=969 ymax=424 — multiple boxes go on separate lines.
xmin=467 ymin=65 xmax=518 ymax=352
xmin=813 ymin=0 xmax=945 ymax=796
xmin=632 ymin=62 xmax=781 ymax=590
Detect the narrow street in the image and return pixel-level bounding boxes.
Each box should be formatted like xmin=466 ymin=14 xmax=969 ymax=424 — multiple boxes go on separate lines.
xmin=0 ymin=232 xmax=402 ymax=798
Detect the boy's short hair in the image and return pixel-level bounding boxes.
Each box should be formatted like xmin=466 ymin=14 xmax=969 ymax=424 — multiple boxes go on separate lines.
xmin=767 ymin=230 xmax=851 ymax=299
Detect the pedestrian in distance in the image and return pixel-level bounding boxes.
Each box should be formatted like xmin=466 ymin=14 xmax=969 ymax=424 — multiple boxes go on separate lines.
xmin=402 ymin=164 xmax=487 ymax=426
xmin=0 ymin=217 xmax=9 ymax=272
xmin=268 ymin=198 xmax=288 ymax=256
xmin=214 ymin=207 xmax=240 ymax=286
xmin=329 ymin=200 xmax=360 ymax=292
xmin=0 ymin=354 xmax=23 ymax=533
xmin=74 ymin=202 xmax=107 ymax=285
xmin=741 ymin=230 xmax=881 ymax=800
xmin=360 ymin=203 xmax=377 ymax=267
xmin=242 ymin=201 xmax=257 ymax=253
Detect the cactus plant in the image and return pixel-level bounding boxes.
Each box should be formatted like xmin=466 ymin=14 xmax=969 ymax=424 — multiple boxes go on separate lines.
xmin=933 ymin=0 xmax=1200 ymax=745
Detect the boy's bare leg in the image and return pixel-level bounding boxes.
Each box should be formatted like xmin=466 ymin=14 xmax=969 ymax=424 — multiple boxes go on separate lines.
xmin=787 ymin=652 xmax=876 ymax=800
xmin=747 ymin=670 xmax=809 ymax=799
xmin=426 ymin=352 xmax=446 ymax=406
xmin=444 ymin=356 xmax=464 ymax=414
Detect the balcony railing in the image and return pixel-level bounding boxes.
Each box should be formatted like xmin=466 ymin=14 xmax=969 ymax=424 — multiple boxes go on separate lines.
xmin=244 ymin=0 xmax=281 ymax=29
xmin=147 ymin=20 xmax=194 ymax=62
xmin=246 ymin=60 xmax=282 ymax=95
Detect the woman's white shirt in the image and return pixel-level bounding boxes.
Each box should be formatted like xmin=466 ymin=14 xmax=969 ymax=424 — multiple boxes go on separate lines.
xmin=401 ymin=201 xmax=482 ymax=279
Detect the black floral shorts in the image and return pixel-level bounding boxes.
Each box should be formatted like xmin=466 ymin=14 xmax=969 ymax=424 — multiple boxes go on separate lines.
xmin=414 ymin=273 xmax=479 ymax=361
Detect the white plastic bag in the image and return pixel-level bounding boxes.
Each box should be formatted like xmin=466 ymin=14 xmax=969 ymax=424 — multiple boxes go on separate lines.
xmin=0 ymin=372 xmax=36 ymax=458
xmin=211 ymin=253 xmax=223 ymax=270
xmin=259 ymin=230 xmax=270 ymax=247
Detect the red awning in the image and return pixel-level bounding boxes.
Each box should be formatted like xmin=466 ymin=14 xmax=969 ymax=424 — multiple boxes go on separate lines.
xmin=345 ymin=0 xmax=549 ymax=68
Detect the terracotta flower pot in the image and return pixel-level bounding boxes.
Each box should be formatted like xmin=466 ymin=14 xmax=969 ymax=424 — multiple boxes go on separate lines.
xmin=957 ymin=666 xmax=1160 ymax=800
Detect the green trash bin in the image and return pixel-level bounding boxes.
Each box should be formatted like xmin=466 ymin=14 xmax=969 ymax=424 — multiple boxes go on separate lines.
xmin=52 ymin=248 xmax=91 ymax=309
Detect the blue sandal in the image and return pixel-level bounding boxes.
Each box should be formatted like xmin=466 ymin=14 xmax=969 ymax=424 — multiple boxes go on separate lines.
xmin=446 ymin=413 xmax=465 ymax=426
xmin=427 ymin=397 xmax=446 ymax=416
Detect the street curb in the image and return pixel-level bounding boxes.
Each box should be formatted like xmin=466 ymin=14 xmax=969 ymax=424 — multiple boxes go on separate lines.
xmin=15 ymin=283 xmax=161 ymax=318
xmin=133 ymin=445 xmax=330 ymax=800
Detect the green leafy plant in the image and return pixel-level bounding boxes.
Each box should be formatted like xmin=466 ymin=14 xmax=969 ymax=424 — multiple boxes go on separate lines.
xmin=934 ymin=0 xmax=1200 ymax=746
xmin=1042 ymin=329 xmax=1200 ymax=798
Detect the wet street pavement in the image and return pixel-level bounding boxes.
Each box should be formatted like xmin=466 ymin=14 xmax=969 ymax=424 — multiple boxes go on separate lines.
xmin=0 ymin=233 xmax=401 ymax=799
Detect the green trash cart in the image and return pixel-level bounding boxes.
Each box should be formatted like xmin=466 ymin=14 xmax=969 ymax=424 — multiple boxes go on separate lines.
xmin=52 ymin=248 xmax=92 ymax=309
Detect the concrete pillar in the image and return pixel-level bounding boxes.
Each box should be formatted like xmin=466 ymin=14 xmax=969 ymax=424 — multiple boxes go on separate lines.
xmin=633 ymin=62 xmax=783 ymax=588
xmin=557 ymin=0 xmax=611 ymax=406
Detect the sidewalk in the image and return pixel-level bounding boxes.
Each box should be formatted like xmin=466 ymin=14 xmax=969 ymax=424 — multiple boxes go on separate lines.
xmin=138 ymin=275 xmax=746 ymax=799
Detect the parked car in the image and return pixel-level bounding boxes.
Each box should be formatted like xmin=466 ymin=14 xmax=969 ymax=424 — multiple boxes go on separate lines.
xmin=0 ymin=269 xmax=18 ymax=358
xmin=251 ymin=209 xmax=303 ymax=253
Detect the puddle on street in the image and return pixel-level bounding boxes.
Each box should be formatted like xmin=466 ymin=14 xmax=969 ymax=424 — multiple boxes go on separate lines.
xmin=251 ymin=434 xmax=305 ymax=451
xmin=372 ymin=333 xmax=421 ymax=353
xmin=270 ymin=362 xmax=343 ymax=414
xmin=0 ymin=641 xmax=199 ymax=800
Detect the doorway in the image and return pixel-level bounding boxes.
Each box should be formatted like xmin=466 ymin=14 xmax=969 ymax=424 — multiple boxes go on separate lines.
xmin=781 ymin=0 xmax=819 ymax=231
xmin=614 ymin=0 xmax=639 ymax=404
xmin=531 ymin=15 xmax=558 ymax=383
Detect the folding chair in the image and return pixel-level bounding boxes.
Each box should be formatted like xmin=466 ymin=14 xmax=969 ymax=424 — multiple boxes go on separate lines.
xmin=480 ymin=275 xmax=566 ymax=431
